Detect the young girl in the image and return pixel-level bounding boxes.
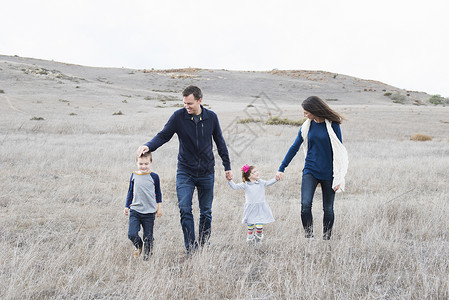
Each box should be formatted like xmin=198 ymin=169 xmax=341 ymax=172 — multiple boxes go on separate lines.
xmin=228 ymin=164 xmax=279 ymax=242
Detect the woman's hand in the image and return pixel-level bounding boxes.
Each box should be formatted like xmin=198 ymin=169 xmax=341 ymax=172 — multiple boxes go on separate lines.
xmin=333 ymin=184 xmax=341 ymax=192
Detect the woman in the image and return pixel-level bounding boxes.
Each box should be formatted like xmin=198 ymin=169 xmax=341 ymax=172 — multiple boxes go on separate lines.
xmin=276 ymin=96 xmax=348 ymax=240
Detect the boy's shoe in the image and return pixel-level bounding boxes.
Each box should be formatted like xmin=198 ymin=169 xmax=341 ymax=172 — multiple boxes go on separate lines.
xmin=133 ymin=247 xmax=142 ymax=258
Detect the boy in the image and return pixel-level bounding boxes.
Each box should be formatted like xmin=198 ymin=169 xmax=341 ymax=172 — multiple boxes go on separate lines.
xmin=124 ymin=152 xmax=162 ymax=260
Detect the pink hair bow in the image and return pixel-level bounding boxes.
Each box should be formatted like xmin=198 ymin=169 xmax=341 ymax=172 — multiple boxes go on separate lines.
xmin=241 ymin=164 xmax=250 ymax=173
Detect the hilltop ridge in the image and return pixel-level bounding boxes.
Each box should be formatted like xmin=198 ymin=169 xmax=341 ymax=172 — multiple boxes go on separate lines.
xmin=0 ymin=55 xmax=432 ymax=112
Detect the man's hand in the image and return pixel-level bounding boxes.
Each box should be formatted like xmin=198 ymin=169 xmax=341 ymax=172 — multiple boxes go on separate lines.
xmin=124 ymin=207 xmax=129 ymax=216
xmin=275 ymin=171 xmax=284 ymax=181
xmin=225 ymin=170 xmax=233 ymax=181
xmin=136 ymin=145 xmax=149 ymax=157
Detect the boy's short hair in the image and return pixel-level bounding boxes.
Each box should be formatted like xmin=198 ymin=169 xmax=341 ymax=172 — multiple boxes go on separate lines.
xmin=137 ymin=151 xmax=152 ymax=162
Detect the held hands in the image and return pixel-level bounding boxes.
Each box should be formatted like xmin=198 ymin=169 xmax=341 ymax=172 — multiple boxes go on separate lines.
xmin=275 ymin=171 xmax=284 ymax=181
xmin=275 ymin=171 xmax=340 ymax=191
xmin=136 ymin=145 xmax=149 ymax=157
xmin=225 ymin=170 xmax=233 ymax=181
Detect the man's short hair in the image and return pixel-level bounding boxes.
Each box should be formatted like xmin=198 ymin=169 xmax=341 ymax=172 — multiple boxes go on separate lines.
xmin=182 ymin=85 xmax=202 ymax=100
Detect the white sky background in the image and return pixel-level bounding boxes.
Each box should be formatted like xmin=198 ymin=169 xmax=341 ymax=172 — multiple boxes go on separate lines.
xmin=2 ymin=0 xmax=449 ymax=97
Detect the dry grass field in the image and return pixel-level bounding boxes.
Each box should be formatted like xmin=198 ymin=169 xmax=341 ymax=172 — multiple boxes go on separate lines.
xmin=1 ymin=56 xmax=449 ymax=299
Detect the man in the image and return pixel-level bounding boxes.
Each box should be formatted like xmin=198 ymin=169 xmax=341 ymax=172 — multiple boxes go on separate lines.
xmin=137 ymin=85 xmax=232 ymax=253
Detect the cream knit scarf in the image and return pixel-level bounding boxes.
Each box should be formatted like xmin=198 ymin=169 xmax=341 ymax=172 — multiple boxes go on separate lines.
xmin=301 ymin=119 xmax=348 ymax=193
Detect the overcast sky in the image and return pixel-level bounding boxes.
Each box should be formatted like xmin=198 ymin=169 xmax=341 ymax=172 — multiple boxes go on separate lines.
xmin=2 ymin=0 xmax=449 ymax=97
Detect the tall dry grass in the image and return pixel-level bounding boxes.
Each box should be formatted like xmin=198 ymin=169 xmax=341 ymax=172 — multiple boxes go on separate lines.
xmin=1 ymin=104 xmax=448 ymax=299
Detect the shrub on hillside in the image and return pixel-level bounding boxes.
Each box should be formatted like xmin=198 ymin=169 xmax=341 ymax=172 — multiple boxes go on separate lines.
xmin=236 ymin=117 xmax=305 ymax=126
xmin=390 ymin=93 xmax=405 ymax=103
xmin=237 ymin=118 xmax=261 ymax=124
xmin=429 ymin=94 xmax=448 ymax=105
xmin=265 ymin=116 xmax=305 ymax=126
xmin=410 ymin=134 xmax=432 ymax=141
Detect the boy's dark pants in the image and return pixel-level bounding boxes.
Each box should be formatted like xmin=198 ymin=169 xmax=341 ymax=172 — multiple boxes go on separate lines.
xmin=128 ymin=209 xmax=155 ymax=255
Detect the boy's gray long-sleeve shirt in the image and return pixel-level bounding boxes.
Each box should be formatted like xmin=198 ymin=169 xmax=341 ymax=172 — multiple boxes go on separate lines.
xmin=126 ymin=172 xmax=162 ymax=214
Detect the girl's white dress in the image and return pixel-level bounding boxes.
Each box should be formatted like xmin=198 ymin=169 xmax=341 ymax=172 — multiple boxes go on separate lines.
xmin=228 ymin=178 xmax=277 ymax=224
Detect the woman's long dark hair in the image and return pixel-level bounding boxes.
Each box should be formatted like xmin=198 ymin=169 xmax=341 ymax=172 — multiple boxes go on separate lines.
xmin=302 ymin=96 xmax=344 ymax=124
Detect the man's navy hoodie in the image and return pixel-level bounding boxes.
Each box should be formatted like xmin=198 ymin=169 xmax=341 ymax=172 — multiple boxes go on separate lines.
xmin=145 ymin=106 xmax=231 ymax=176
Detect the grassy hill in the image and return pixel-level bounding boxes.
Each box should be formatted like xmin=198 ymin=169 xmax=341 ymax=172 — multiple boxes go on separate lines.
xmin=1 ymin=55 xmax=448 ymax=299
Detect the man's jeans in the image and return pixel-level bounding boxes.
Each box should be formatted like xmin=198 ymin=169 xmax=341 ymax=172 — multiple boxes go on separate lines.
xmin=128 ymin=209 xmax=155 ymax=254
xmin=176 ymin=171 xmax=214 ymax=251
xmin=301 ymin=173 xmax=335 ymax=239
